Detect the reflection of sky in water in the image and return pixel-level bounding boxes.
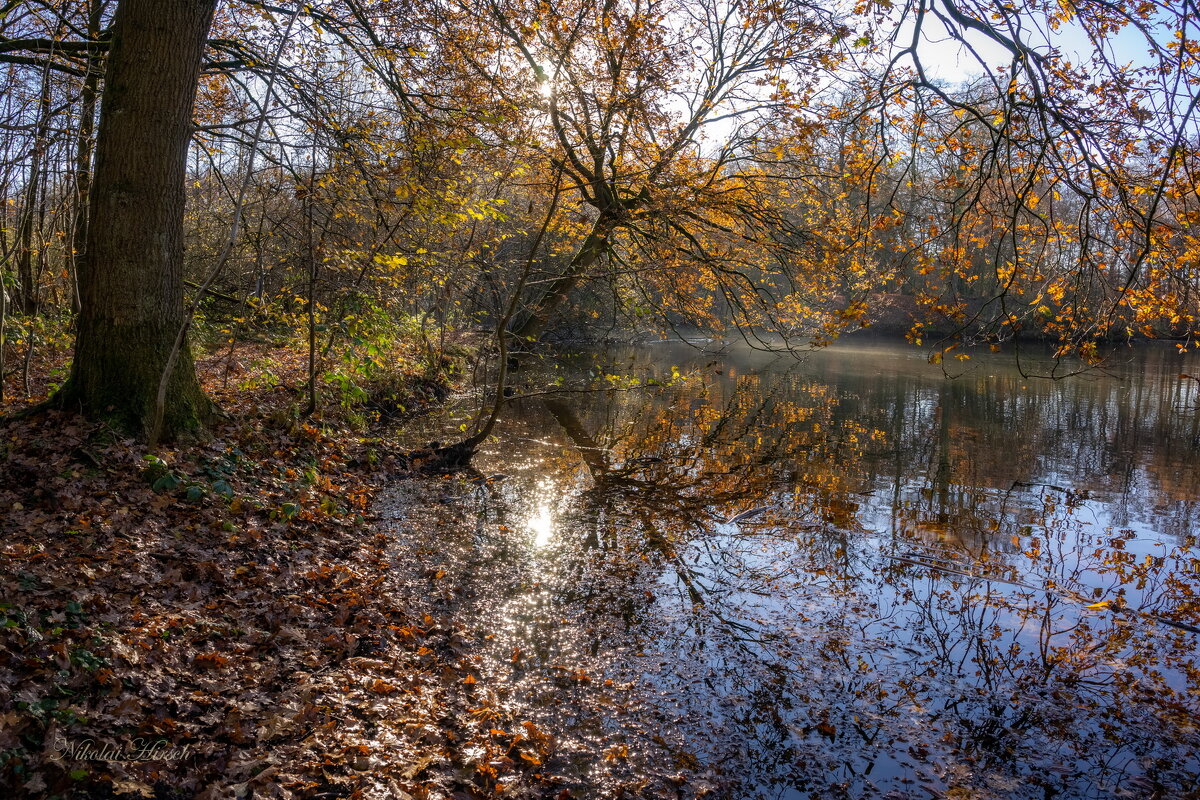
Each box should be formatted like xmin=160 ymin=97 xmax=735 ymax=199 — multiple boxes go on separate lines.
xmin=400 ymin=340 xmax=1200 ymax=799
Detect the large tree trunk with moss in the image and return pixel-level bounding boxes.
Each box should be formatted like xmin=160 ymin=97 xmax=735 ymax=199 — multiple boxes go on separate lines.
xmin=54 ymin=0 xmax=215 ymax=437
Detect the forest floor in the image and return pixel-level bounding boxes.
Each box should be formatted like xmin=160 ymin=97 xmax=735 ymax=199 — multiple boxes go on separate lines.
xmin=0 ymin=339 xmax=575 ymax=799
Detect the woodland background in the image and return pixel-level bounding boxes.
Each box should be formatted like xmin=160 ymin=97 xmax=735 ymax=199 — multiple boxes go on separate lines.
xmin=1 ymin=1 xmax=1199 ymax=798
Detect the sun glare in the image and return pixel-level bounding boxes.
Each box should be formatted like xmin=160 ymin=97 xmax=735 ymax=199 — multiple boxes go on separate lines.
xmin=527 ymin=504 xmax=555 ymax=547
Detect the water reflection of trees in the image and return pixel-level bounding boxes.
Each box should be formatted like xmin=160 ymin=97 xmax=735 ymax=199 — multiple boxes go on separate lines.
xmin=458 ymin=343 xmax=1200 ymax=798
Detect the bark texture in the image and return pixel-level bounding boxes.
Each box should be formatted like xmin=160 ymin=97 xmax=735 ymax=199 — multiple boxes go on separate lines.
xmin=510 ymin=216 xmax=615 ymax=342
xmin=55 ymin=0 xmax=215 ymax=437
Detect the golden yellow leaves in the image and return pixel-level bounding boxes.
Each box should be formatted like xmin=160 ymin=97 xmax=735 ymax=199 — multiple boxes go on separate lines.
xmin=373 ymin=253 xmax=409 ymax=269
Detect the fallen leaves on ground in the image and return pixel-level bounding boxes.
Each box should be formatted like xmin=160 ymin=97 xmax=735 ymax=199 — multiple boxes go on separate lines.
xmin=0 ymin=342 xmax=564 ymax=799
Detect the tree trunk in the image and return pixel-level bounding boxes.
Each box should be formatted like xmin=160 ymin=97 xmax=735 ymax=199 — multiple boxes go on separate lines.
xmin=15 ymin=65 xmax=52 ymax=316
xmin=510 ymin=215 xmax=615 ymax=343
xmin=54 ymin=0 xmax=215 ymax=438
xmin=0 ymin=243 xmax=6 ymax=406
xmin=68 ymin=0 xmax=105 ymax=315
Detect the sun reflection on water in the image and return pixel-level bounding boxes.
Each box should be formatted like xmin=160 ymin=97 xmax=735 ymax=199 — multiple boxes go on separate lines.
xmin=527 ymin=503 xmax=555 ymax=547
xmin=524 ymin=480 xmax=559 ymax=548
xmin=394 ymin=340 xmax=1200 ymax=799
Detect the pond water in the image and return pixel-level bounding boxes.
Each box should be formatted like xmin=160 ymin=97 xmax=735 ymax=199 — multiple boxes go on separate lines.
xmin=393 ymin=339 xmax=1200 ymax=799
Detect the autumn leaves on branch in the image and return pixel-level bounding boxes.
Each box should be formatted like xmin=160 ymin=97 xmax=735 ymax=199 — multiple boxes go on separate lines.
xmin=0 ymin=0 xmax=1197 ymax=436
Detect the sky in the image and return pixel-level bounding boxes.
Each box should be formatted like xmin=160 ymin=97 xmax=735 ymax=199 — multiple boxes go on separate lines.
xmin=909 ymin=2 xmax=1174 ymax=82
